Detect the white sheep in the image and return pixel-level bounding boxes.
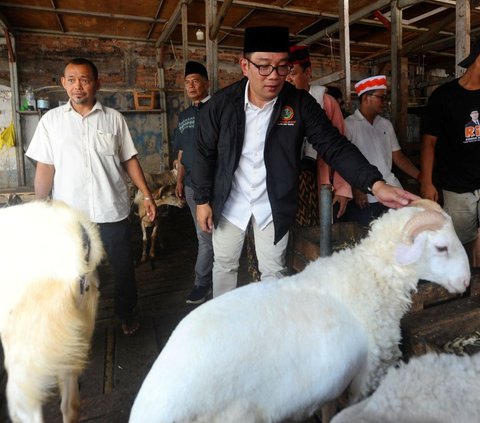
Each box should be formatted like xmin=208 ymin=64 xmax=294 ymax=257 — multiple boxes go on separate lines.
xmin=129 ymin=199 xmax=470 ymax=423
xmin=0 ymin=200 xmax=104 ymax=423
xmin=331 ymin=351 xmax=480 ymax=423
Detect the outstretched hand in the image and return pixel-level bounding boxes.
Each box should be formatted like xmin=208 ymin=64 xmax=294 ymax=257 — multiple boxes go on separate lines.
xmin=372 ymin=180 xmax=420 ymax=209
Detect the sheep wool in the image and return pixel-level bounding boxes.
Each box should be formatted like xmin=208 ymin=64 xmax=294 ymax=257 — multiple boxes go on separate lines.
xmin=130 ymin=199 xmax=470 ymax=423
xmin=0 ymin=200 xmax=104 ymax=423
xmin=331 ymin=352 xmax=480 ymax=423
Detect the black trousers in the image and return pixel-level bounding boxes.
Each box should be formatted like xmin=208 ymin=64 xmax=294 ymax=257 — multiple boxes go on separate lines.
xmin=98 ymin=219 xmax=137 ymax=321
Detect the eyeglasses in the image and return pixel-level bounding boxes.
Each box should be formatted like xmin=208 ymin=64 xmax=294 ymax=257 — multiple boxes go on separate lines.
xmin=369 ymin=94 xmax=388 ymax=102
xmin=245 ymin=58 xmax=291 ymax=77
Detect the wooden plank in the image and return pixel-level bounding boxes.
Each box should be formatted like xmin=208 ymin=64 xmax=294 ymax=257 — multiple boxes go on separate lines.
xmin=113 ymin=316 xmax=159 ymax=398
xmin=410 ymin=280 xmax=463 ymax=311
xmin=401 ymin=296 xmax=480 ymax=356
xmin=81 ymin=323 xmax=109 ymax=396
xmin=411 ymin=269 xmax=480 ymax=311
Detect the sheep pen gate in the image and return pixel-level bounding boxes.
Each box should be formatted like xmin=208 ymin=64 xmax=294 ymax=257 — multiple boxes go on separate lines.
xmin=287 ymin=223 xmax=480 ymax=358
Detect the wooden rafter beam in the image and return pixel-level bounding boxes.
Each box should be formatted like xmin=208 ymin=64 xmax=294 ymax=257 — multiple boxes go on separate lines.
xmin=400 ymin=10 xmax=456 ymax=56
xmin=373 ymin=10 xmax=391 ymax=30
xmin=233 ymin=0 xmax=335 ymax=17
xmin=156 ymin=0 xmax=192 ymax=47
xmin=210 ymin=0 xmax=234 ymax=40
xmin=146 ymin=0 xmax=164 ymax=40
xmin=399 ymin=0 xmax=456 ymax=7
xmin=0 ymin=9 xmax=14 ymax=33
xmin=299 ymin=0 xmax=391 ymax=45
xmin=11 ymin=27 xmax=159 ymax=43
xmin=0 ymin=2 xmax=166 ymax=24
xmin=50 ymin=0 xmax=65 ymax=33
xmin=4 ymin=28 xmax=15 ymax=62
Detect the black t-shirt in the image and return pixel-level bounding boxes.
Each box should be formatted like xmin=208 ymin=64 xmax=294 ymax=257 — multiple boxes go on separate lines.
xmin=421 ymin=78 xmax=480 ymax=193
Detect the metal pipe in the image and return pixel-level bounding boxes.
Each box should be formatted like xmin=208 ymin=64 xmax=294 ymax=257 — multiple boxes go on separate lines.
xmin=319 ymin=184 xmax=332 ymax=257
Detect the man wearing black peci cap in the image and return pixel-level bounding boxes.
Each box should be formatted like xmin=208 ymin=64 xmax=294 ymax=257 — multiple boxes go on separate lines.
xmin=173 ymin=61 xmax=213 ymax=304
xmin=420 ymin=38 xmax=480 ymax=265
xmin=191 ymin=26 xmax=418 ymax=297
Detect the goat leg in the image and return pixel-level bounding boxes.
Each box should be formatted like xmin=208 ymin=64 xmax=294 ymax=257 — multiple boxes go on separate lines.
xmin=149 ymin=222 xmax=159 ymax=270
xmin=149 ymin=222 xmax=158 ymax=261
xmin=59 ymin=371 xmax=80 ymax=423
xmin=140 ymin=222 xmax=148 ymax=263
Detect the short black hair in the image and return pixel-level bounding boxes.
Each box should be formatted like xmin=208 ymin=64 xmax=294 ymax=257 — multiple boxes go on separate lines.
xmin=64 ymin=58 xmax=98 ymax=80
xmin=326 ymin=86 xmax=343 ymax=100
xmin=297 ymin=61 xmax=311 ymax=71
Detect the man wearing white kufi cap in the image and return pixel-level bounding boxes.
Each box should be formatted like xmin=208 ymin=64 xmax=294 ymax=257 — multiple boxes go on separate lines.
xmin=341 ymin=75 xmax=420 ymax=226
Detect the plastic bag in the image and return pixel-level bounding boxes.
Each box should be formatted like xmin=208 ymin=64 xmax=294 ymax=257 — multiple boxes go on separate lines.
xmin=0 ymin=122 xmax=15 ymax=148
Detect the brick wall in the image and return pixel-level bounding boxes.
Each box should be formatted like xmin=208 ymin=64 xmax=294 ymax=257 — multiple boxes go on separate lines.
xmin=1 ymin=33 xmax=373 ymax=187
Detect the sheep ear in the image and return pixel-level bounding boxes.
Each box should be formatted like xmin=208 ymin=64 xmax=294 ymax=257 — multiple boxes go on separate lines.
xmin=395 ymin=233 xmax=427 ymax=265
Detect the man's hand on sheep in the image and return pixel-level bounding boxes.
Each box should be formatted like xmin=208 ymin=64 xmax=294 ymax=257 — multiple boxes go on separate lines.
xmin=372 ymin=180 xmax=420 ymax=208
xmin=196 ymin=203 xmax=214 ymax=233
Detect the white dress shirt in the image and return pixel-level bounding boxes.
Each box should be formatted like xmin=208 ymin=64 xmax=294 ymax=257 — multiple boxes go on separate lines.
xmin=345 ymin=109 xmax=402 ymax=203
xmin=221 ymin=81 xmax=277 ymax=230
xmin=26 ymin=101 xmax=138 ymax=223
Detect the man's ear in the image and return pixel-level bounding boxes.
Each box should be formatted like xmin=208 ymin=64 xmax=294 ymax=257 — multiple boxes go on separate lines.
xmin=306 ymin=66 xmax=312 ymax=80
xmin=239 ymin=58 xmax=249 ymax=77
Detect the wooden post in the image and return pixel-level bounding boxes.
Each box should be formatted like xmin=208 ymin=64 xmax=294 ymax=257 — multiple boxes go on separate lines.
xmin=390 ymin=1 xmax=402 ymax=134
xmin=456 ymin=0 xmax=470 ymax=78
xmin=6 ymin=34 xmax=26 ymax=186
xmin=205 ymin=0 xmax=218 ymax=93
xmin=338 ymin=0 xmax=351 ymax=112
xmin=181 ymin=3 xmax=189 ymax=107
xmin=156 ymin=47 xmax=170 ymax=171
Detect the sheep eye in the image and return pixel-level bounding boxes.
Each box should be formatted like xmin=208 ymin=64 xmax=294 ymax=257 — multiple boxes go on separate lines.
xmin=436 ymin=246 xmax=448 ymax=253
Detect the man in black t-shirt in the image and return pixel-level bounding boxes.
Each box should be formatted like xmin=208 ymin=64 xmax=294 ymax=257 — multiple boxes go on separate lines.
xmin=420 ymin=39 xmax=480 ymax=264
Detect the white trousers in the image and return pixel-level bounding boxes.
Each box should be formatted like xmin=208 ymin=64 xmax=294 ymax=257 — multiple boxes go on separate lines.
xmin=212 ymin=215 xmax=289 ymax=297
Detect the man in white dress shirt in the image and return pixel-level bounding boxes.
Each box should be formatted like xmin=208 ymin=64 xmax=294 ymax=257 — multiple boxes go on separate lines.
xmin=26 ymin=58 xmax=156 ymax=336
xmin=343 ymin=75 xmax=420 ymax=226
xmin=192 ymin=29 xmax=419 ymax=297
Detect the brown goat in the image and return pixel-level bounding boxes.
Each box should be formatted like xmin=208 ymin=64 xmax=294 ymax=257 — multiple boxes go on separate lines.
xmin=134 ymin=173 xmax=185 ymax=265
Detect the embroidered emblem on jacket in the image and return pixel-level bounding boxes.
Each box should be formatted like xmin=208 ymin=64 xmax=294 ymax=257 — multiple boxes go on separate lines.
xmin=278 ymin=106 xmax=296 ymax=126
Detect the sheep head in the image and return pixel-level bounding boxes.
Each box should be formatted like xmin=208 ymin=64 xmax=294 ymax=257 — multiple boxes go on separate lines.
xmin=394 ymin=199 xmax=470 ymax=294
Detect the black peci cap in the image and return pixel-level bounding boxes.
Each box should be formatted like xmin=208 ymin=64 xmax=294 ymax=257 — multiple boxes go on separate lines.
xmin=185 ymin=61 xmax=208 ymax=80
xmin=243 ymin=26 xmax=290 ymax=54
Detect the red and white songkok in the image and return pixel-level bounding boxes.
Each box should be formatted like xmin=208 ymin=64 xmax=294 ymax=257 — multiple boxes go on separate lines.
xmin=354 ymin=75 xmax=387 ymax=96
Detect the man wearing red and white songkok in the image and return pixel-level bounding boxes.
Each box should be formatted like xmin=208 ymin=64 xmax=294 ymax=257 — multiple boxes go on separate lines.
xmin=341 ymin=75 xmax=420 ymax=226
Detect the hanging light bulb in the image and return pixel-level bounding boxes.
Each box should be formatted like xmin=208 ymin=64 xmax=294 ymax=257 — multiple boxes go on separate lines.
xmin=196 ymin=28 xmax=204 ymax=41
